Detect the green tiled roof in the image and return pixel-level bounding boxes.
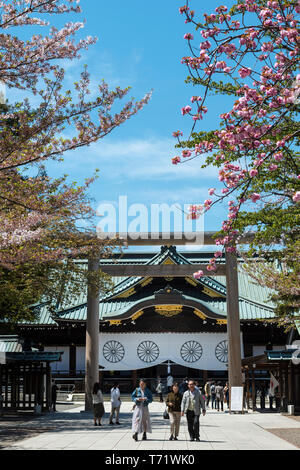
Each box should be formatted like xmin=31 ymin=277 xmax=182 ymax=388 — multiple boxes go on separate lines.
xmin=6 ymin=351 xmax=63 ymax=362
xmin=217 ymin=269 xmax=275 ymax=309
xmin=0 ymin=335 xmax=22 ymax=352
xmin=54 ymin=288 xmax=275 ymax=323
xmin=22 ymin=246 xmax=278 ymax=325
xmin=266 ymin=350 xmax=295 ymax=360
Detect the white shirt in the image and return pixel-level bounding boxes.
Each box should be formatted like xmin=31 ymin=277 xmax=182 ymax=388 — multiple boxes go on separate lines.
xmin=188 ymin=390 xmax=196 ymax=411
xmin=92 ymin=389 xmax=103 ymax=404
xmin=111 ymin=387 xmax=121 ymax=407
xmin=167 ymin=375 xmax=173 ymax=387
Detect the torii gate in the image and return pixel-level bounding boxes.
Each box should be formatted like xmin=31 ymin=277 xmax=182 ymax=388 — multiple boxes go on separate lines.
xmin=85 ymin=231 xmax=254 ymax=410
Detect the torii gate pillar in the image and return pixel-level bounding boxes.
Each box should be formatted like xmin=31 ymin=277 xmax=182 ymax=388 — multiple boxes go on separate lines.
xmin=85 ymin=257 xmax=100 ymax=411
xmin=225 ymin=252 xmax=243 ymax=390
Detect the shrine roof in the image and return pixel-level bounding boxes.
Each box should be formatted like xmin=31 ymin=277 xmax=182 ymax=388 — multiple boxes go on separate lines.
xmin=0 ymin=335 xmax=22 ymax=353
xmin=19 ymin=246 xmax=277 ymax=326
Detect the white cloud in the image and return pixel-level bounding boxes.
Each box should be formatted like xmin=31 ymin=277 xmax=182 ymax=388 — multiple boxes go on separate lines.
xmin=66 ymin=136 xmax=219 ymax=181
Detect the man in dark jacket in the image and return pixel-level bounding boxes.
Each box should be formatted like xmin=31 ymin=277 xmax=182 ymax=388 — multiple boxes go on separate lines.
xmin=179 ymin=377 xmax=188 ymax=394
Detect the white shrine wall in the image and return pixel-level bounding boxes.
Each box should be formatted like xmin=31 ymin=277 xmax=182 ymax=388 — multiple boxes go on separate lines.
xmin=99 ymin=332 xmax=244 ymax=371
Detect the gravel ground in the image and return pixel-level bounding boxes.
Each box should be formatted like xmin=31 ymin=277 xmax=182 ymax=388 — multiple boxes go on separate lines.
xmin=265 ymin=428 xmax=300 ymax=449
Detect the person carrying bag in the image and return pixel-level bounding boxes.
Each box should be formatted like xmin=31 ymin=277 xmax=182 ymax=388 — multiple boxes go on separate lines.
xmin=163 ymin=407 xmax=169 ymax=419
xmin=166 ymin=382 xmax=182 ymax=441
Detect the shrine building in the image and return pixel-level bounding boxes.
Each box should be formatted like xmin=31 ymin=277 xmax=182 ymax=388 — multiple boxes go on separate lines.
xmin=3 ymin=245 xmax=298 ymax=400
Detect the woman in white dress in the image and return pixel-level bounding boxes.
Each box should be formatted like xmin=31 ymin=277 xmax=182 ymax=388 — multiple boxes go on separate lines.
xmin=131 ymin=379 xmax=153 ymax=441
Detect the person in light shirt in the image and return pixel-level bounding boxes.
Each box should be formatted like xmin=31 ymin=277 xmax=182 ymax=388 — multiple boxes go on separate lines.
xmin=109 ymin=382 xmax=121 ymax=425
xmin=92 ymin=382 xmax=105 ymax=426
xmin=167 ymin=374 xmax=174 ymax=393
xmin=181 ymin=380 xmax=206 ymax=441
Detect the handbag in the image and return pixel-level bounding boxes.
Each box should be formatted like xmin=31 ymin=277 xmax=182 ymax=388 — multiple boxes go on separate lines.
xmin=163 ymin=407 xmax=169 ymax=420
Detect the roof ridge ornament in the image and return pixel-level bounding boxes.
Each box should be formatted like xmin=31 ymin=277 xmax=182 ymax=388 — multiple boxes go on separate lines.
xmin=160 ymin=245 xmax=177 ymax=254
xmin=154 ymin=285 xmax=183 ymax=297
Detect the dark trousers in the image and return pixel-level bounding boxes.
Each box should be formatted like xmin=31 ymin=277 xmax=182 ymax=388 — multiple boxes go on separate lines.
xmin=51 ymin=398 xmax=56 ymax=411
xmin=226 ymin=392 xmax=229 ymax=408
xmin=186 ymin=410 xmax=200 ymax=439
xmin=211 ymin=394 xmax=217 ymax=409
xmin=216 ymin=399 xmax=223 ymax=411
xmin=159 ymin=393 xmax=163 ymax=402
xmin=206 ymin=395 xmax=210 ymax=407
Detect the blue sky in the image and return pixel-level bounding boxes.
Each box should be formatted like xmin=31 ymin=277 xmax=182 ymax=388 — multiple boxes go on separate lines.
xmin=12 ymin=0 xmax=239 ymax=249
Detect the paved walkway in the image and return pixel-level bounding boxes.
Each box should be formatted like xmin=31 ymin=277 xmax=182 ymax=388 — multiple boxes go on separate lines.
xmin=3 ymin=402 xmax=300 ymax=450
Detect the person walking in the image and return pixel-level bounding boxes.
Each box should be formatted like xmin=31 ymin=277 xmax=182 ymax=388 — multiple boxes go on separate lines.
xmin=215 ymin=382 xmax=224 ymax=411
xmin=92 ymin=382 xmax=105 ymax=426
xmin=210 ymin=381 xmax=217 ymax=409
xmin=224 ymin=382 xmax=230 ymax=409
xmin=268 ymin=385 xmax=275 ymax=410
xmin=156 ymin=380 xmax=163 ymax=402
xmin=259 ymin=382 xmax=266 ymax=410
xmin=51 ymin=379 xmax=58 ymax=412
xmin=204 ymin=380 xmax=211 ymax=407
xmin=166 ymin=383 xmax=182 ymax=441
xmin=132 ymin=379 xmax=153 ymax=441
xmin=109 ymin=382 xmax=121 ymax=425
xmin=167 ymin=374 xmax=173 ymax=393
xmin=181 ymin=380 xmax=206 ymax=442
xmin=179 ymin=377 xmax=188 ymax=394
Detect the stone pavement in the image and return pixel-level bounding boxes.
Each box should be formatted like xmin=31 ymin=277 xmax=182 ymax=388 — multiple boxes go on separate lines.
xmin=3 ymin=401 xmax=300 ymax=450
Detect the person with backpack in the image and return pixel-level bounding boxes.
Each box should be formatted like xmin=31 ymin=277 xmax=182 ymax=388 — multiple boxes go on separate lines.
xmin=210 ymin=381 xmax=217 ymax=409
xmin=215 ymin=382 xmax=224 ymax=412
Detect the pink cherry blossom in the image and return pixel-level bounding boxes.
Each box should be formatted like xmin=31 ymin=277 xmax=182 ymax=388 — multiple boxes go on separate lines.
xmin=173 ymin=0 xmax=298 ymax=267
xmin=193 ymin=270 xmax=204 ymax=279
xmin=292 ymin=191 xmax=300 ymax=202
xmin=251 ymin=193 xmax=261 ymax=203
xmin=181 ymin=105 xmax=192 ymax=115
